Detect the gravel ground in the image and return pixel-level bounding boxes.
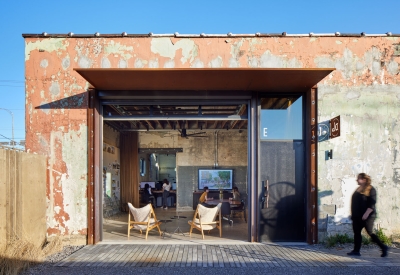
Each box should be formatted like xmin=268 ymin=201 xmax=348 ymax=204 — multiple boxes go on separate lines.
xmin=23 ymin=245 xmax=84 ymax=275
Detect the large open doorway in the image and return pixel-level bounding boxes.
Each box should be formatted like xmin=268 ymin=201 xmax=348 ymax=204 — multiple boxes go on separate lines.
xmin=81 ymin=68 xmax=332 ymax=244
xmin=100 ymin=101 xmax=250 ymax=242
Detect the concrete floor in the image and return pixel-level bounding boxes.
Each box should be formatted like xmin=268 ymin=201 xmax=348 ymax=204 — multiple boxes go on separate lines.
xmin=102 ymin=207 xmax=249 ymax=244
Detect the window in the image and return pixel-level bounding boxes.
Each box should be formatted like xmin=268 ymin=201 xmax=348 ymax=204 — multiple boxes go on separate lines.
xmin=139 ymin=158 xmax=146 ymax=176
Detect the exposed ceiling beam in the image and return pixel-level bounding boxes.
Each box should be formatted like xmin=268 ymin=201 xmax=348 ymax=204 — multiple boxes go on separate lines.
xmin=230 ymin=104 xmax=247 ymax=129
xmin=238 ymin=120 xmax=247 ymax=129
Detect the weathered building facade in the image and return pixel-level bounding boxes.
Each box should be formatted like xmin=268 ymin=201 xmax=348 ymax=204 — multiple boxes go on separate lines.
xmin=23 ymin=33 xmax=400 ymax=244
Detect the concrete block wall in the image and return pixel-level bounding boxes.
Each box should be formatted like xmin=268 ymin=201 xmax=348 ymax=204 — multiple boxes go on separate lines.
xmin=0 ymin=147 xmax=47 ymax=247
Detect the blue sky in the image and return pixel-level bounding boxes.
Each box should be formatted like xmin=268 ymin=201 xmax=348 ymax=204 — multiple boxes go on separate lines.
xmin=0 ymin=0 xmax=399 ymax=145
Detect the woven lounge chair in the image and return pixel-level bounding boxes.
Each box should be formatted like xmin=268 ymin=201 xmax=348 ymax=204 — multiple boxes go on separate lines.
xmin=188 ymin=203 xmax=222 ymax=239
xmin=127 ymin=203 xmax=162 ymax=239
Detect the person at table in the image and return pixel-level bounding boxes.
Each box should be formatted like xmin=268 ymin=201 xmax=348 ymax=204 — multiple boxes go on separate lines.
xmin=162 ymin=179 xmax=171 ymax=210
xmin=143 ymin=183 xmax=155 ymax=207
xmin=199 ymin=186 xmax=213 ymax=205
xmin=232 ymin=186 xmax=241 ymax=201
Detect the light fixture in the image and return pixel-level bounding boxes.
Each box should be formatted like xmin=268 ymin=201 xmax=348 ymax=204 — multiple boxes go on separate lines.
xmin=68 ymin=32 xmax=74 ymax=37
xmin=94 ymin=32 xmax=100 ymax=37
xmin=42 ymin=32 xmax=48 ymax=36
xmin=122 ymin=32 xmax=127 ymax=36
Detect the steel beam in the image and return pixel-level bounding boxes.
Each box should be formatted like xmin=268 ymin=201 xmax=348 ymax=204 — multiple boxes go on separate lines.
xmin=104 ymin=115 xmax=247 ymax=121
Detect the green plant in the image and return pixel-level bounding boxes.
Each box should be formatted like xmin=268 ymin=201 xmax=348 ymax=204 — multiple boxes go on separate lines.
xmin=324 ymin=233 xmax=354 ymax=248
xmin=374 ymin=227 xmax=392 ymax=246
xmin=362 ymin=235 xmax=371 ymax=245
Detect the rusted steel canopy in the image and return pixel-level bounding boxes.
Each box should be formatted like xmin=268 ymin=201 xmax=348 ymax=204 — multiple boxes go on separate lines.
xmin=74 ymin=68 xmax=334 ymax=92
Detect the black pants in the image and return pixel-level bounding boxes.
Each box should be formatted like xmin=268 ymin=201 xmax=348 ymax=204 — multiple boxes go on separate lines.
xmin=149 ymin=195 xmax=155 ymax=207
xmin=352 ymin=216 xmax=385 ymax=252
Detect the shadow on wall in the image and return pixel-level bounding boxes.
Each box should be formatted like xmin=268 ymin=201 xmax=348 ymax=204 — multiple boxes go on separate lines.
xmin=34 ymin=92 xmax=88 ymax=110
xmin=318 ymin=190 xmax=334 ymax=205
xmin=259 ymin=181 xmax=305 ymax=242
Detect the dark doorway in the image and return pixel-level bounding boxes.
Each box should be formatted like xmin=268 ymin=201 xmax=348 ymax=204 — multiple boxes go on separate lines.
xmin=258 ymin=95 xmax=306 ymax=242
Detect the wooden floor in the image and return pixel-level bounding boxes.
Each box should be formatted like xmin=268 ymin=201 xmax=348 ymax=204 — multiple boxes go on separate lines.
xmin=56 ymin=244 xmax=400 ymax=267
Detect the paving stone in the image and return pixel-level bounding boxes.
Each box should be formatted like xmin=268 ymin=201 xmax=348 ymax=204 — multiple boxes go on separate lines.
xmin=55 ymin=244 xmax=400 ymax=268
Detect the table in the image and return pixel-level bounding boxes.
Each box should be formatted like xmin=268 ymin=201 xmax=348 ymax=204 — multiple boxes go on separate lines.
xmin=204 ymin=199 xmax=241 ymax=206
xmin=151 ymin=190 xmax=176 ymax=207
xmin=205 ymin=199 xmax=242 ymax=226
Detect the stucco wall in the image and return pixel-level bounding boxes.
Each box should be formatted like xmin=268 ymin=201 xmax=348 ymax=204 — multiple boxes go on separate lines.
xmin=24 ymin=35 xmax=400 ymax=240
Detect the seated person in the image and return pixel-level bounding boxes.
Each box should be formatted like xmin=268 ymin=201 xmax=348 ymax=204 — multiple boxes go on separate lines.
xmin=199 ymin=186 xmax=213 ymax=206
xmin=142 ymin=183 xmax=155 ymax=207
xmin=232 ymin=186 xmax=241 ymax=201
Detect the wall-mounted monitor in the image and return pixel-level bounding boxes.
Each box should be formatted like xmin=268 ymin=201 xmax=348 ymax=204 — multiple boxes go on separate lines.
xmin=198 ymin=169 xmax=233 ymax=190
xmin=140 ymin=182 xmax=155 ymax=189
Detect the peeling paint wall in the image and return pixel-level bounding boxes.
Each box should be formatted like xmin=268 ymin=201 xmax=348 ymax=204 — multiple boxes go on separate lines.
xmin=25 ymin=36 xmax=400 ymax=241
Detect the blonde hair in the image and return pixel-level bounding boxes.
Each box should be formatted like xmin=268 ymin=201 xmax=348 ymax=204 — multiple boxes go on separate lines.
xmin=357 ymin=173 xmax=372 ymax=196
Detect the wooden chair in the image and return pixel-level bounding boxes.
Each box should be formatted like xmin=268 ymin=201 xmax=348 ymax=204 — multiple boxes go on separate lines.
xmin=188 ymin=203 xmax=222 ymax=239
xmin=127 ymin=203 xmax=162 ymax=239
xmin=231 ymin=199 xmax=247 ymax=223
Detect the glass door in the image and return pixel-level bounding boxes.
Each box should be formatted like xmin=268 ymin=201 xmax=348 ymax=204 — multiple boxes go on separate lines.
xmin=258 ymin=95 xmax=306 ymax=242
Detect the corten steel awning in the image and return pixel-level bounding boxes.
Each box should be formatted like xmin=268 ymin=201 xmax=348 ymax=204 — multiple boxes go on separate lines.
xmin=74 ymin=68 xmax=334 ymax=92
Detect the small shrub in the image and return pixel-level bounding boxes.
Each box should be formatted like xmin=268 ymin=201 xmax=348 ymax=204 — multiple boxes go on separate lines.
xmin=362 ymin=235 xmax=371 ymax=245
xmin=324 ymin=236 xmax=337 ymax=248
xmin=374 ymin=227 xmax=392 ymax=246
xmin=324 ymin=233 xmax=354 ymax=248
xmin=336 ymin=233 xmax=353 ymax=244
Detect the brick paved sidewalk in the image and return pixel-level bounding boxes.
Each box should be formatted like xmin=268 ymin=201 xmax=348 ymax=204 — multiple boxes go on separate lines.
xmin=56 ymin=244 xmax=400 ymax=268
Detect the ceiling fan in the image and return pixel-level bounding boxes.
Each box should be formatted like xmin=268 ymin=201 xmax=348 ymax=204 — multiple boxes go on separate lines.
xmin=178 ymin=129 xmax=207 ymax=138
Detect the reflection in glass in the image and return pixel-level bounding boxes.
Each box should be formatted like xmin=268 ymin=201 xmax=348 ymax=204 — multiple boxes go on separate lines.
xmin=260 ymin=96 xmax=303 ymax=140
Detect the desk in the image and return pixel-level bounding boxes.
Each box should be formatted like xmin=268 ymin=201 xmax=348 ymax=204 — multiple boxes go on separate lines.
xmin=205 ymin=199 xmax=241 ymax=206
xmin=192 ymin=191 xmax=231 ymax=210
xmin=151 ymin=190 xmax=176 ymax=207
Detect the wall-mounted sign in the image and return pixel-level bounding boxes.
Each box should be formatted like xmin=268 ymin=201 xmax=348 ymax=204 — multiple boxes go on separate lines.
xmin=317 ymin=115 xmax=341 ymax=142
xmin=329 ymin=116 xmax=340 ymax=139
xmin=318 ymin=121 xmax=330 ymax=142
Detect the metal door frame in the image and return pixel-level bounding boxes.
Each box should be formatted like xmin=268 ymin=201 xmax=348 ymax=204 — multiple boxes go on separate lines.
xmin=89 ymin=93 xmax=254 ymax=243
xmin=254 ymin=89 xmax=318 ymax=244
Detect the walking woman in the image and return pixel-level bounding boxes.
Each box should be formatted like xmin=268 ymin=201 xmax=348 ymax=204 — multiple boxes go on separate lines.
xmin=348 ymin=173 xmax=388 ymax=257
xmin=162 ymin=179 xmax=171 ymax=209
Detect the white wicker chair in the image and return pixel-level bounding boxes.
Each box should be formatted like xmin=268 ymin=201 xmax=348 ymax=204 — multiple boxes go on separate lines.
xmin=127 ymin=203 xmax=162 ymax=239
xmin=188 ymin=203 xmax=222 ymax=239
